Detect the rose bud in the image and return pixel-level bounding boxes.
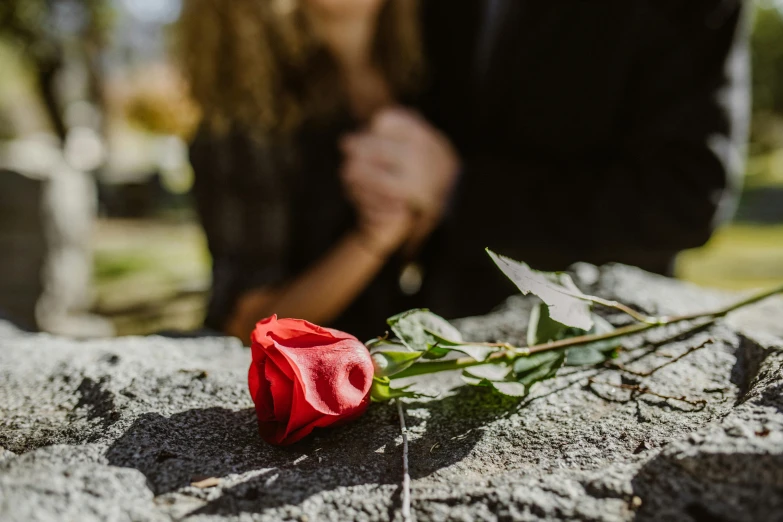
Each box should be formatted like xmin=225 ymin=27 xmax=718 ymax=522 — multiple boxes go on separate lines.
xmin=248 ymin=315 xmax=375 ymax=445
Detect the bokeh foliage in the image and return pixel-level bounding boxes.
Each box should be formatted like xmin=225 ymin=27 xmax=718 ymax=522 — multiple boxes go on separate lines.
xmin=0 ymin=0 xmax=113 ymax=139
xmin=752 ymin=4 xmax=783 ymax=117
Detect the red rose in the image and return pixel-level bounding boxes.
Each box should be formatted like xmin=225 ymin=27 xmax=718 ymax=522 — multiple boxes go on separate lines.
xmin=248 ymin=315 xmax=375 ymax=445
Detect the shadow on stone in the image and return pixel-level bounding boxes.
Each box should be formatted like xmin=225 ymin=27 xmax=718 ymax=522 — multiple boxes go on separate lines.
xmin=730 ymin=335 xmax=772 ymax=400
xmin=758 ymin=382 xmax=783 ymax=414
xmin=73 ymin=377 xmax=119 ymax=432
xmin=178 ymin=386 xmax=518 ymax=516
xmin=404 ymin=385 xmax=522 ymax=479
xmin=631 ymin=449 xmax=783 ymax=522
xmin=105 ymin=407 xmax=294 ymax=495
xmin=729 ymin=334 xmax=783 ymax=415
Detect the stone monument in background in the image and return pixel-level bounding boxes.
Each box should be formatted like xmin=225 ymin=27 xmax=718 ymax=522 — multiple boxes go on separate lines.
xmin=0 ymin=135 xmax=114 ymax=337
xmin=0 ymin=168 xmax=46 ymax=329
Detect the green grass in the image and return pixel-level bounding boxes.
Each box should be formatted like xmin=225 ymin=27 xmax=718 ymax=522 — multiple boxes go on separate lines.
xmin=91 ymin=219 xmax=211 ymax=335
xmin=677 ymin=224 xmax=783 ymax=290
xmin=93 ymin=252 xmax=152 ymax=280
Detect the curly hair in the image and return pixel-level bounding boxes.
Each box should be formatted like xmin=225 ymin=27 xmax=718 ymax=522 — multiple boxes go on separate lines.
xmin=180 ymin=0 xmax=423 ymax=136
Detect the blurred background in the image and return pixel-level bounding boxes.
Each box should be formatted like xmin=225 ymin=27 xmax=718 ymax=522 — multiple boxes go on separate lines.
xmin=0 ymin=0 xmax=782 ymax=338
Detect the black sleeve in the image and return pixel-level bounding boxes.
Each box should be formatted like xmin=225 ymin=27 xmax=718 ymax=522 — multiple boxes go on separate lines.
xmin=189 ymin=127 xmax=290 ymax=331
xmin=452 ymin=1 xmax=749 ymax=264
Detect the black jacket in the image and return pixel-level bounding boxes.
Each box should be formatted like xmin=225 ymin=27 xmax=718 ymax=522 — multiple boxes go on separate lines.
xmin=418 ymin=0 xmax=749 ymax=281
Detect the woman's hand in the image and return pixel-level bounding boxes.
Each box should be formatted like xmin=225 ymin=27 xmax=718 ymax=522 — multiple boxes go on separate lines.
xmin=341 ymin=107 xmax=461 ymax=252
xmin=341 ymin=155 xmax=415 ymax=257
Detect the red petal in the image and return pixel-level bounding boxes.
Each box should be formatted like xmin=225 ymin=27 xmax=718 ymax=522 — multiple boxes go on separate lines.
xmin=256 ymin=417 xmax=283 ymax=444
xmin=265 ymin=359 xmax=294 ymax=422
xmin=248 ymin=359 xmax=274 ymax=422
xmin=250 ymin=315 xmax=278 ymax=359
xmin=278 ymin=394 xmax=371 ymax=445
xmin=248 ymin=316 xmax=373 ymax=445
xmin=271 ymin=335 xmax=374 ymax=416
xmin=252 ymin=316 xmax=340 ymax=350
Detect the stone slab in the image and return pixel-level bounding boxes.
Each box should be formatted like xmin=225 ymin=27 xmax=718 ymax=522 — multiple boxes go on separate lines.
xmin=1 ymin=264 xmax=782 ymax=521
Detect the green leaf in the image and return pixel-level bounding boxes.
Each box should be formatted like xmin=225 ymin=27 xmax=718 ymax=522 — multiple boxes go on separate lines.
xmin=371 ymin=350 xmax=424 ymax=378
xmin=463 ymin=364 xmax=524 ymax=397
xmin=513 ymin=350 xmax=562 ymax=374
xmin=424 ymin=329 xmax=497 ymax=362
xmin=513 ymin=350 xmax=566 ymax=389
xmin=564 ymin=347 xmax=606 ymax=366
xmin=563 ymin=314 xmax=619 ymax=366
xmin=387 ymin=310 xmax=497 ymax=361
xmin=460 ymin=372 xmax=488 ymax=387
xmin=388 ymin=309 xmax=463 ymax=352
xmin=526 ymin=302 xmax=619 ymax=367
xmin=369 ymin=376 xmax=423 ymax=402
xmin=490 ymin=381 xmax=529 ymax=397
xmin=452 ymin=344 xmax=498 ymax=362
xmin=557 ymin=272 xmax=587 ymax=295
xmin=464 ymin=364 xmax=512 ymax=381
xmin=528 ymin=303 xmax=617 ymax=348
xmin=582 ymin=314 xmax=618 ymax=352
xmin=460 ymin=370 xmax=528 ymax=397
xmin=365 ymin=337 xmax=402 ymax=350
xmin=527 ymin=302 xmax=573 ymax=347
xmin=487 ymin=250 xmax=594 ymax=330
xmin=462 ymin=370 xmax=492 ymax=386
xmin=422 ymin=344 xmax=451 ymax=360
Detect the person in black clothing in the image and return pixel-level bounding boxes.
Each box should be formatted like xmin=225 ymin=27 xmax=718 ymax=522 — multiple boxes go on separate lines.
xmin=345 ymin=0 xmax=750 ymax=323
xmin=183 ymin=0 xmax=749 ymax=343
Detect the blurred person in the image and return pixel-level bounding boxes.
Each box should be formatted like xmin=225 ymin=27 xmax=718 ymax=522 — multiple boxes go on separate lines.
xmin=182 ymin=0 xmax=454 ymax=342
xmin=341 ymin=0 xmax=751 ymax=318
xmin=184 ymin=0 xmax=749 ymax=343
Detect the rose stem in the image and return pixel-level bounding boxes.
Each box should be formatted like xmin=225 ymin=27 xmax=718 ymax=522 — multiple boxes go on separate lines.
xmin=585 ymin=296 xmax=657 ymax=324
xmin=391 ymin=284 xmax=783 ymax=380
xmin=396 ymin=400 xmax=412 ymax=522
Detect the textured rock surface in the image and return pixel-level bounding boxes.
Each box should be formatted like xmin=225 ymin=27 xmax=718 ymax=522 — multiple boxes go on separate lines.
xmin=1 ymin=264 xmax=782 ymax=521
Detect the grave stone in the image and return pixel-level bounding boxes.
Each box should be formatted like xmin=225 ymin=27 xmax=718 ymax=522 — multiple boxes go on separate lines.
xmin=0 ymin=264 xmax=782 ymax=521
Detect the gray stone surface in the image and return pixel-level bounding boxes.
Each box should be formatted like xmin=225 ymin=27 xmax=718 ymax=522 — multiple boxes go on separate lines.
xmin=1 ymin=264 xmax=782 ymax=521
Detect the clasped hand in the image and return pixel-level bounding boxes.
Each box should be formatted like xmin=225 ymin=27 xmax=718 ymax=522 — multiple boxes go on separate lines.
xmin=341 ymin=107 xmax=460 ymax=257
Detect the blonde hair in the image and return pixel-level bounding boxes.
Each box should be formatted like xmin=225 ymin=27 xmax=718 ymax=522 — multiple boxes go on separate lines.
xmin=180 ymin=0 xmax=423 ymax=136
